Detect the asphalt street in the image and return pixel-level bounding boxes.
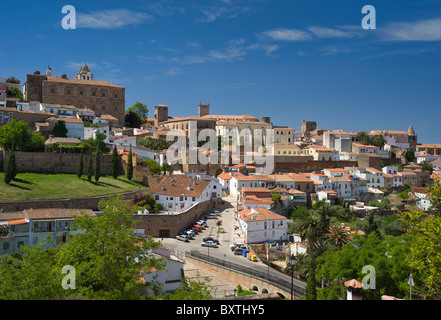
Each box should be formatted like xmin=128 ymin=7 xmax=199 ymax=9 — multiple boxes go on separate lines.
xmin=156 ymin=195 xmax=306 ymax=291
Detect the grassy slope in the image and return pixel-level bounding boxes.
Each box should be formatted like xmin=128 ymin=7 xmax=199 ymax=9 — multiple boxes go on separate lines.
xmin=0 ymin=172 xmax=146 ymax=201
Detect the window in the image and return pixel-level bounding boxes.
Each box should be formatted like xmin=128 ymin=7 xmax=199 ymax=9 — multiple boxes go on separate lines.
xmin=79 ymin=91 xmax=83 ymax=95
xmin=2 ymin=242 xmax=9 ymax=250
xmin=155 ymin=195 xmax=159 ymax=200
xmin=67 ymin=89 xmax=71 ymax=94
xmin=114 ymin=94 xmax=118 ymax=98
xmin=192 ymin=197 xmax=196 ymax=201
xmin=92 ymin=92 xmax=96 ymax=96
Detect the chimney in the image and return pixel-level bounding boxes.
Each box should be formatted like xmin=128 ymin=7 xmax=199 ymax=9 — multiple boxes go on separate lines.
xmin=345 ymin=279 xmax=363 ymax=300
xmin=61 ymin=74 xmax=67 ymax=79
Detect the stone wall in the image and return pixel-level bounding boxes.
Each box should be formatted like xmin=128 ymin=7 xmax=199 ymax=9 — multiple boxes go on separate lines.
xmin=133 ymin=199 xmax=222 ymax=238
xmin=0 ymin=189 xmax=149 ymax=212
xmin=274 ymin=160 xmax=359 ymax=173
xmin=2 ymin=150 xmax=115 ymax=175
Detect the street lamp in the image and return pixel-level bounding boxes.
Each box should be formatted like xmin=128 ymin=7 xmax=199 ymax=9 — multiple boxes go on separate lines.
xmin=289 ymin=254 xmax=297 ymax=300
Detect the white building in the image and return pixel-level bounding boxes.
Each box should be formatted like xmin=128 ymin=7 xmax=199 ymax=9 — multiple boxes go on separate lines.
xmin=142 ymin=247 xmax=185 ymax=294
xmin=84 ymin=125 xmax=110 ymax=143
xmin=113 ymin=136 xmax=137 ymax=149
xmin=229 ymin=175 xmax=273 ymax=197
xmin=61 ymin=117 xmax=84 ymax=140
xmin=355 ymin=167 xmax=384 ymax=189
xmin=238 ymin=208 xmax=288 ymax=244
xmin=150 ymin=175 xmax=222 ymax=212
xmin=40 ymin=103 xmax=77 ymax=117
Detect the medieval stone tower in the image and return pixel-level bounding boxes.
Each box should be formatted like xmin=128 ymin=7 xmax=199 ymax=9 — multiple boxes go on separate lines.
xmin=154 ymin=105 xmax=169 ymax=126
xmin=407 ymin=124 xmax=417 ymax=151
xmin=198 ymin=100 xmax=210 ymax=117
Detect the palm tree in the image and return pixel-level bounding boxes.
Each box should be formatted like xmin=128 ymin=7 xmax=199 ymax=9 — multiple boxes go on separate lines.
xmin=326 ymin=225 xmax=351 ymax=247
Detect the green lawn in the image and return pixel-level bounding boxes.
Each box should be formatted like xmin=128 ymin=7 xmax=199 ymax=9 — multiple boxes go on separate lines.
xmin=0 ymin=172 xmax=146 ymax=201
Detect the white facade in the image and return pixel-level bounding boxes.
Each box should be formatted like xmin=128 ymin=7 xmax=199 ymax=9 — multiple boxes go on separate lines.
xmin=143 ymin=248 xmax=185 ymax=294
xmin=229 ymin=176 xmax=271 ymax=197
xmin=238 ymin=208 xmax=288 ymax=244
xmin=64 ymin=121 xmax=84 ymax=140
xmin=356 ymin=168 xmax=384 ymax=188
xmin=152 ymin=177 xmax=222 ymax=213
xmin=113 ymin=136 xmax=137 ymax=149
xmin=84 ymin=126 xmax=110 ymax=143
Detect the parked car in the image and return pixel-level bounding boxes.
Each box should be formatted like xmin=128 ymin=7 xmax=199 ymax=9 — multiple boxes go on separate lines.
xmin=201 ymin=240 xmax=218 ymax=248
xmin=233 ymin=247 xmax=243 ymax=255
xmin=176 ymin=234 xmax=189 ymax=242
xmin=184 ymin=229 xmax=194 ymax=238
xmin=203 ymin=237 xmax=220 ymax=245
xmin=193 ymin=225 xmax=202 ymax=232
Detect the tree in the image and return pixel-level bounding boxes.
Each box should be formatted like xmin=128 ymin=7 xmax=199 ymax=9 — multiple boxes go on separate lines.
xmin=124 ymin=110 xmax=142 ymax=128
xmin=162 ymin=162 xmax=173 ymax=175
xmin=6 ymin=76 xmax=20 ymax=84
xmin=400 ymin=180 xmax=441 ymax=299
xmin=127 ymin=146 xmax=133 ymax=180
xmin=87 ymin=154 xmax=93 ymax=182
xmin=405 ymin=150 xmax=415 ymax=163
xmin=77 ymin=148 xmax=84 ymax=178
xmin=0 ymin=241 xmax=63 ymax=300
xmin=4 ymin=149 xmax=17 ymax=184
xmin=371 ymin=134 xmax=386 ymax=149
xmin=111 ymin=146 xmax=119 ymax=179
xmin=326 ymin=225 xmax=351 ymax=247
xmin=356 ymin=131 xmax=372 ymax=146
xmin=163 ymin=274 xmax=213 ymax=300
xmin=148 ymin=163 xmax=162 ymax=175
xmin=55 ymin=196 xmax=164 ymax=299
xmin=85 ymin=131 xmax=109 ymax=154
xmin=0 ymin=119 xmax=32 ymax=151
xmin=305 ymin=257 xmax=317 ymax=300
xmin=53 ymin=120 xmax=68 ymax=138
xmin=94 ymin=148 xmax=101 ymax=182
xmin=317 ymin=233 xmax=412 ymax=300
xmin=126 ymin=101 xmax=148 ymax=121
xmin=6 ymin=88 xmax=24 ymax=100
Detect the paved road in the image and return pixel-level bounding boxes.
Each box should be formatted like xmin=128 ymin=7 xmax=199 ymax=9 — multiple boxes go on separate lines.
xmin=157 ymin=195 xmax=306 ymax=291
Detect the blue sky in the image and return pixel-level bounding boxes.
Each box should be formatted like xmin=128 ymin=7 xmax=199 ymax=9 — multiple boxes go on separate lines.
xmin=1 ymin=0 xmax=440 ymax=142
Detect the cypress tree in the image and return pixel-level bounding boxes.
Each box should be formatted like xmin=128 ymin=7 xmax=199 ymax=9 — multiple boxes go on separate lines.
xmin=111 ymin=146 xmax=118 ymax=179
xmin=4 ymin=149 xmax=16 ymax=185
xmin=87 ymin=154 xmax=93 ymax=182
xmin=305 ymin=257 xmax=317 ymax=300
xmin=127 ymin=146 xmax=133 ymax=180
xmin=95 ymin=149 xmax=101 ymax=182
xmin=77 ymin=148 xmax=84 ymax=178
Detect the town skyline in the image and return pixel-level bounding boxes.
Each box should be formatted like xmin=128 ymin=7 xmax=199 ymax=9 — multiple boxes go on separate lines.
xmin=1 ymin=0 xmax=440 ymax=143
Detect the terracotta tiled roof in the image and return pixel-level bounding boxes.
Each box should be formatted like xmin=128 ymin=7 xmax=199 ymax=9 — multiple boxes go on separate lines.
xmin=238 ymin=207 xmax=286 ymax=222
xmin=23 ymin=208 xmax=95 ymax=220
xmin=44 ymin=75 xmax=123 ymax=88
xmin=344 ymin=279 xmax=363 ymax=289
xmin=150 ymin=175 xmax=210 ymax=197
xmin=233 ymin=175 xmax=273 ymax=182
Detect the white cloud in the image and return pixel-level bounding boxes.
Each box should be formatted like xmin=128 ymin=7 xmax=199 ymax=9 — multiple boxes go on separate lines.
xmin=262 ymin=28 xmax=312 ymax=41
xmin=185 ymin=41 xmax=202 ymax=48
xmin=76 ymin=9 xmax=153 ymax=29
xmin=166 ymin=67 xmax=185 ymax=77
xmin=308 ymin=26 xmax=355 ymax=38
xmin=381 ymin=18 xmax=441 ymax=41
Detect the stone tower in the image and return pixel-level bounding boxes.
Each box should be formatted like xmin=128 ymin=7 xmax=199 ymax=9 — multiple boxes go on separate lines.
xmin=407 ymin=124 xmax=417 ymax=151
xmin=75 ymin=63 xmax=93 ymax=81
xmin=154 ymin=105 xmax=169 ymax=126
xmin=198 ymin=100 xmax=210 ymax=117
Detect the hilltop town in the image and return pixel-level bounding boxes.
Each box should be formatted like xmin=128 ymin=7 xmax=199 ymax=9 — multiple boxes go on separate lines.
xmin=0 ymin=65 xmax=440 ymax=300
